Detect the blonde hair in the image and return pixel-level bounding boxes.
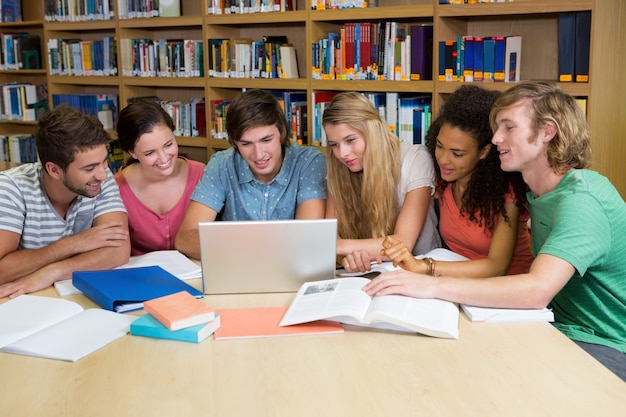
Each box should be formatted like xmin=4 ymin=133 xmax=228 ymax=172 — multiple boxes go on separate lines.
xmin=322 ymin=92 xmax=401 ymax=239
xmin=490 ymin=81 xmax=591 ymax=173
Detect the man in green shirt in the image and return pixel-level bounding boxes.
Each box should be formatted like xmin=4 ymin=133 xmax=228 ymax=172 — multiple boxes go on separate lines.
xmin=365 ymin=81 xmax=626 ymax=381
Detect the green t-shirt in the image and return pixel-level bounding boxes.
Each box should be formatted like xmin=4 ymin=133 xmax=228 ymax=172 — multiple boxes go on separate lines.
xmin=528 ymin=170 xmax=626 ymax=353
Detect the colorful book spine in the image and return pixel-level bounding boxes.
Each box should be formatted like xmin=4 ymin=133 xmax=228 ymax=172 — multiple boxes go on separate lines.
xmin=130 ymin=314 xmax=221 ymax=343
xmin=482 ymin=38 xmax=495 ymax=81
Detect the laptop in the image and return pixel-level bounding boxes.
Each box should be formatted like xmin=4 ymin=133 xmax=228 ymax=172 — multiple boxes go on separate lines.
xmin=198 ymin=219 xmax=337 ymax=294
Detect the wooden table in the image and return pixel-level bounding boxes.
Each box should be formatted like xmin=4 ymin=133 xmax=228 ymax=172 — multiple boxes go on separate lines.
xmin=1 ymin=281 xmax=624 ymax=417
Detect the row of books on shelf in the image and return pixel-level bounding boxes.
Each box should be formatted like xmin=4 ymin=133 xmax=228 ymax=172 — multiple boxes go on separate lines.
xmin=0 ymin=134 xmax=37 ymax=163
xmin=0 ymin=0 xmax=20 ymax=22
xmin=312 ymin=21 xmax=433 ymax=82
xmin=209 ymin=0 xmax=296 ymax=14
xmin=209 ymin=91 xmax=306 ymax=144
xmin=51 ymin=93 xmax=205 ymax=139
xmin=309 ymin=91 xmax=432 ymax=147
xmin=119 ymin=38 xmax=203 ymax=78
xmin=128 ymin=96 xmax=207 ymax=138
xmin=52 ymin=93 xmax=119 ymax=130
xmin=47 ymin=37 xmax=118 ymax=77
xmin=208 ymin=36 xmax=298 ymax=79
xmin=438 ymin=34 xmax=521 ymax=83
xmin=211 ymin=90 xmax=431 ymax=146
xmin=311 ymin=0 xmax=377 ymax=10
xmin=1 ymin=33 xmax=41 ymax=71
xmin=44 ymin=0 xmax=115 ymax=21
xmin=439 ymin=0 xmax=512 ymax=3
xmin=0 ymin=83 xmax=48 ymax=122
xmin=118 ymin=0 xmax=181 ymax=19
xmin=47 ymin=89 xmax=430 ymax=147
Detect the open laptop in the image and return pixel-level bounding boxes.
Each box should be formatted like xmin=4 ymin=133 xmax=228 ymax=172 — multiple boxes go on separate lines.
xmin=198 ymin=219 xmax=337 ymax=294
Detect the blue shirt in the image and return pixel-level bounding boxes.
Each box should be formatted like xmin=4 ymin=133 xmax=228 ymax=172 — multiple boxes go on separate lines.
xmin=191 ymin=143 xmax=326 ymax=220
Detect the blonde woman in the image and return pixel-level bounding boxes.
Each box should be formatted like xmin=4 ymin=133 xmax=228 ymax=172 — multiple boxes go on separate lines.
xmin=323 ymin=91 xmax=440 ymax=272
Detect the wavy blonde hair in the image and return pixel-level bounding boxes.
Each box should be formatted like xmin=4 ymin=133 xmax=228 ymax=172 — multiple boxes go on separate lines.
xmin=490 ymin=81 xmax=592 ymax=173
xmin=322 ymin=92 xmax=401 ymax=239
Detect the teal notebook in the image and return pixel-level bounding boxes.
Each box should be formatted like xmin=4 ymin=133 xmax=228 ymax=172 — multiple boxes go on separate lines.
xmin=130 ymin=314 xmax=221 ymax=343
xmin=72 ymin=265 xmax=203 ymax=313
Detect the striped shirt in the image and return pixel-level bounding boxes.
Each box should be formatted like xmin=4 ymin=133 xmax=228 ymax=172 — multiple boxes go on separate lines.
xmin=0 ymin=163 xmax=126 ymax=249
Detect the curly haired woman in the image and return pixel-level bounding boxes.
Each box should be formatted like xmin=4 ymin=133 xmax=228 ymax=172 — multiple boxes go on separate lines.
xmin=382 ymin=85 xmax=533 ymax=277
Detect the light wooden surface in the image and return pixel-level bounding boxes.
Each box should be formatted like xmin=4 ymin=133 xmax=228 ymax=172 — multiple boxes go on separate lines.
xmin=0 ymin=161 xmax=20 ymax=171
xmin=0 ymin=280 xmax=624 ymax=417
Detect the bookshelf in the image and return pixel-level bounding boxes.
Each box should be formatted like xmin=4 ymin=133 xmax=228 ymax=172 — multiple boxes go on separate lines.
xmin=0 ymin=3 xmax=46 ymax=138
xmin=6 ymin=0 xmax=622 ymax=194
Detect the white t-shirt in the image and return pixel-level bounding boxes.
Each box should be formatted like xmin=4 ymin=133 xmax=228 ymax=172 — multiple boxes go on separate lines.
xmin=397 ymin=142 xmax=441 ymax=255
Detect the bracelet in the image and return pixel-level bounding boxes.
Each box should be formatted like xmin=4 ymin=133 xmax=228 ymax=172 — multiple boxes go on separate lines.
xmin=422 ymin=257 xmax=436 ymax=276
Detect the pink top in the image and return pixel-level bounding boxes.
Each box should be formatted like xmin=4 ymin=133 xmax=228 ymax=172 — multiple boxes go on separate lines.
xmin=115 ymin=158 xmax=205 ymax=256
xmin=438 ymin=185 xmax=534 ymax=275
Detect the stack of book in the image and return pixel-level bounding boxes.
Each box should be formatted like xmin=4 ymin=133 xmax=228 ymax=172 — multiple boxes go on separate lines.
xmin=130 ymin=291 xmax=221 ymax=343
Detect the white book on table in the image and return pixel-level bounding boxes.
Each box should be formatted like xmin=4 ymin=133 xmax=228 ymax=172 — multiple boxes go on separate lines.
xmin=0 ymin=295 xmax=135 ymax=362
xmin=461 ymin=305 xmax=554 ymax=323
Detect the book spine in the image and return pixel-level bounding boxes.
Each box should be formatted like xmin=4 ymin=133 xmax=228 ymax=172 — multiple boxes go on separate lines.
xmin=558 ymin=12 xmax=576 ymax=82
xmin=574 ymin=11 xmax=591 ymax=83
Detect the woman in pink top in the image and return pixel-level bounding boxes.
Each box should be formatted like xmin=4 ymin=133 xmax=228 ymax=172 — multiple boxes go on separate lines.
xmin=383 ymin=85 xmax=533 ymax=276
xmin=114 ymin=99 xmax=205 ymax=255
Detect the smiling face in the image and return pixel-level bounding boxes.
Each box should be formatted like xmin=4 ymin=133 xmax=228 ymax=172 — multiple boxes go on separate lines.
xmin=434 ymin=123 xmax=491 ymax=186
xmin=60 ymin=145 xmax=110 ymax=198
xmin=325 ymin=123 xmax=367 ymax=173
xmin=234 ymin=124 xmax=284 ymax=183
xmin=491 ymin=101 xmax=548 ymax=174
xmin=129 ymin=124 xmax=179 ymax=178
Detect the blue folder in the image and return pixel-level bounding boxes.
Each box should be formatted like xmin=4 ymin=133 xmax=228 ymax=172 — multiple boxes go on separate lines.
xmin=72 ymin=265 xmax=203 ymax=313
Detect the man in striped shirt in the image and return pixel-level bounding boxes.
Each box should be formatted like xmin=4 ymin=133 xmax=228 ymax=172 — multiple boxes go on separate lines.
xmin=0 ymin=103 xmax=130 ymax=298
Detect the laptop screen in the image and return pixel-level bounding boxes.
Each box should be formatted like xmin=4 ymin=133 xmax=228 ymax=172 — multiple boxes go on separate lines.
xmin=198 ymin=219 xmax=337 ymax=294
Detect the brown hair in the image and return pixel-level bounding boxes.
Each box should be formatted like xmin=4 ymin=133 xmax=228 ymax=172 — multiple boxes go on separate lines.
xmin=225 ymin=89 xmax=289 ymax=149
xmin=36 ymin=103 xmax=111 ymax=171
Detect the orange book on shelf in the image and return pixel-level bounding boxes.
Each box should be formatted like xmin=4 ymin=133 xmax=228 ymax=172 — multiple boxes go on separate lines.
xmin=213 ymin=306 xmax=344 ymax=340
xmin=143 ymin=291 xmax=215 ymax=331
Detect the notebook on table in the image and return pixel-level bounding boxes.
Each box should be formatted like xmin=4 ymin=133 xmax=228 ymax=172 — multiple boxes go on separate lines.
xmin=198 ymin=219 xmax=337 ymax=294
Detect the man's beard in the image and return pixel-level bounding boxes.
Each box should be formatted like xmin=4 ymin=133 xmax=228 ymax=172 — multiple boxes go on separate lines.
xmin=62 ymin=176 xmax=101 ymax=198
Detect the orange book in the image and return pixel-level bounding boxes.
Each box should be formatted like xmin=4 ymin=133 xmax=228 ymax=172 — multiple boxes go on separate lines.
xmin=143 ymin=291 xmax=215 ymax=331
xmin=213 ymin=306 xmax=344 ymax=340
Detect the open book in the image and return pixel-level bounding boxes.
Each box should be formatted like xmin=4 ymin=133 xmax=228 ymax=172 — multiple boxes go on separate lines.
xmin=0 ymin=295 xmax=135 ymax=362
xmin=279 ymin=278 xmax=459 ymax=339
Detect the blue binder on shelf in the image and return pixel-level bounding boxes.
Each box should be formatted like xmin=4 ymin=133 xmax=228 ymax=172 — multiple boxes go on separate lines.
xmin=72 ymin=266 xmax=203 ymax=313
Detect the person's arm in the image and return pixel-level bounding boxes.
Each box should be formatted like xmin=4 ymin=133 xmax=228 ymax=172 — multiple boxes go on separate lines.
xmin=175 ymin=200 xmax=218 ymax=260
xmin=0 ymin=211 xmax=130 ymax=298
xmin=337 ymin=186 xmax=432 ymax=272
xmin=295 ymin=198 xmax=325 ymax=219
xmin=294 ymin=148 xmax=326 ymax=220
xmin=383 ymin=201 xmax=523 ymax=277
xmin=363 ymin=253 xmax=574 ymax=309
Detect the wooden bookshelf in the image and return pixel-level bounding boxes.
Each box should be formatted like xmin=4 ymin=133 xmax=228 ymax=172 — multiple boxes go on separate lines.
xmin=4 ymin=0 xmax=621 ymax=194
xmin=0 ymin=2 xmax=46 ymax=139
